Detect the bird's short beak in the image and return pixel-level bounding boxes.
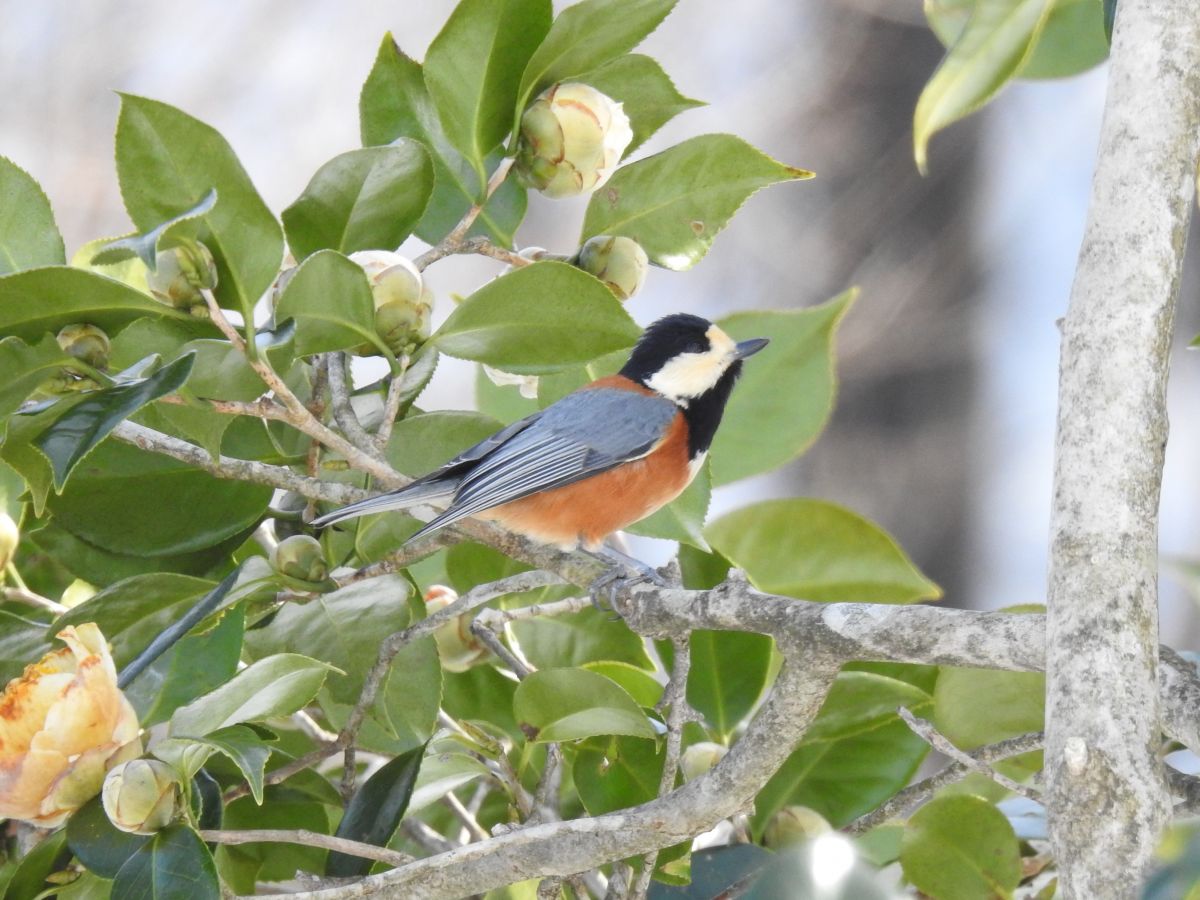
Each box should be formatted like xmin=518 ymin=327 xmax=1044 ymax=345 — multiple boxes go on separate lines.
xmin=735 ymin=337 xmax=769 ymax=359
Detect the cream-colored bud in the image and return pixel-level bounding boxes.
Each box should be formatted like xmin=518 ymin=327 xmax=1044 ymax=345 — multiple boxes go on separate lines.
xmin=763 ymin=805 xmax=832 ymax=849
xmin=680 ymin=742 xmax=728 ymax=782
xmin=102 ymin=759 xmax=181 ymax=835
xmin=270 ymin=535 xmax=329 ymax=584
xmin=347 ymin=251 xmax=433 ymax=356
xmin=425 ymin=585 xmax=489 ymax=673
xmin=575 ymin=235 xmax=649 ymax=300
xmin=146 ymin=241 xmax=218 ymax=308
xmin=515 ymin=83 xmax=633 ymax=199
xmin=56 ymin=324 xmax=111 ymax=369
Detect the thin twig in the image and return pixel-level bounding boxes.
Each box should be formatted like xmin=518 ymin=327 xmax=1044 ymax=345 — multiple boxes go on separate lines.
xmin=849 ymin=730 xmax=1044 ymax=834
xmin=403 ymin=819 xmax=457 ymax=855
xmin=442 ymin=791 xmax=491 ymax=843
xmin=1 ymin=583 xmax=67 ymax=616
xmin=474 ymin=594 xmax=592 ymax=628
xmin=414 ymin=158 xmax=516 ymax=271
xmin=158 ymin=393 xmax=291 ymax=422
xmin=338 ymin=532 xmax=460 ymax=585
xmin=374 ymin=354 xmax=410 ymax=453
xmin=198 ymin=829 xmax=412 ymax=868
xmin=898 ymin=707 xmax=1041 ymax=801
xmin=325 ymin=353 xmax=381 ymax=457
xmin=291 ymin=710 xmax=338 ymax=745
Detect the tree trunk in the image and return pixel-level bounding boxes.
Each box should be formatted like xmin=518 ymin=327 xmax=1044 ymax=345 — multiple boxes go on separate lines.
xmin=1045 ymin=0 xmax=1200 ymax=895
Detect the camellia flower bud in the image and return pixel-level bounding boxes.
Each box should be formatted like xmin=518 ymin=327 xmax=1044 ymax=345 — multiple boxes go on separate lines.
xmin=0 ymin=512 xmax=17 ymax=572
xmin=680 ymin=741 xmax=728 ymax=783
xmin=102 ymin=759 xmax=182 ymax=835
xmin=146 ymin=240 xmax=218 ymax=309
xmin=515 ymin=83 xmax=633 ymax=199
xmin=270 ymin=534 xmax=329 ymax=585
xmin=56 ymin=324 xmax=111 ymax=370
xmin=348 ymin=251 xmax=433 ymax=356
xmin=0 ymin=624 xmax=141 ymax=827
xmin=574 ymin=235 xmax=649 ymax=300
xmin=425 ymin=585 xmax=489 ymax=673
xmin=763 ymin=805 xmax=832 ymax=849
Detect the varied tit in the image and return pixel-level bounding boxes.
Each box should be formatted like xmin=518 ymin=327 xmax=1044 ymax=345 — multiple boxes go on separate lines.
xmin=313 ymin=313 xmax=768 ymax=551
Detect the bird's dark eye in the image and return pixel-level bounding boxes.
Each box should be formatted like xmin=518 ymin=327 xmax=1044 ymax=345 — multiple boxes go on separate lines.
xmin=684 ymin=339 xmax=706 ymax=354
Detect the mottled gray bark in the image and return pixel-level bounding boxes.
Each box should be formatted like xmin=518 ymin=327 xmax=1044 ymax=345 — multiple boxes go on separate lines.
xmin=1044 ymin=0 xmax=1200 ymax=895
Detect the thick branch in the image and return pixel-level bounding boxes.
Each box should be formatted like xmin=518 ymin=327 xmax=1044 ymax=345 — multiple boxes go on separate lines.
xmin=1044 ymin=0 xmax=1200 ymax=894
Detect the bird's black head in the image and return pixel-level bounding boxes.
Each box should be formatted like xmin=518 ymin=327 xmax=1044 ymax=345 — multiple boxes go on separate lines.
xmin=620 ymin=313 xmax=769 ymax=457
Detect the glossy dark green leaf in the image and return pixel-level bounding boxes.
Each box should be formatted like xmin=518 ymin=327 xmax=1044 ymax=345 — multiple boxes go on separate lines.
xmin=900 ymin=794 xmax=1021 ymax=900
xmin=626 ymin=458 xmax=711 ymax=549
xmin=581 ymin=134 xmax=812 ymax=270
xmin=43 ymin=440 xmax=271 ymax=556
xmin=0 ymin=334 xmax=70 ymax=420
xmin=360 ymin=34 xmax=526 ymax=245
xmin=4 ymin=829 xmax=68 ymax=900
xmin=0 ymin=266 xmax=197 ymax=345
xmin=424 ymin=0 xmax=551 ymax=170
xmin=274 ymin=249 xmax=385 ymax=358
xmin=515 ymin=0 xmax=677 ymax=116
xmin=687 ymin=630 xmax=772 ymax=739
xmin=577 ymin=53 xmax=702 ymax=155
xmin=169 ymin=653 xmax=336 ymax=736
xmin=66 ymin=796 xmax=150 ymax=879
xmin=707 ymin=499 xmax=941 ymax=604
xmin=650 ymin=845 xmax=773 ymax=900
xmin=914 ymin=0 xmax=1055 ymax=173
xmin=574 ymin=735 xmax=663 ymax=815
xmin=434 ymin=261 xmax=640 ymax=373
xmin=115 ymin=94 xmax=283 ymax=324
xmin=155 ymin=725 xmax=274 ymax=804
xmin=34 ymin=353 xmax=194 ymax=489
xmin=281 ymin=144 xmax=433 ymax=261
xmin=112 ymin=825 xmax=220 ymax=900
xmin=712 ymin=293 xmax=853 ymax=485
xmin=926 ymin=0 xmax=1108 ymax=81
xmin=0 ymin=609 xmax=51 ymax=685
xmin=92 ymin=190 xmax=217 ymax=270
xmin=0 ymin=156 xmax=65 ymax=274
xmin=753 ymin=672 xmax=933 ymax=831
xmin=514 ymin=667 xmax=655 ymax=742
xmin=327 ymin=744 xmax=425 ymax=877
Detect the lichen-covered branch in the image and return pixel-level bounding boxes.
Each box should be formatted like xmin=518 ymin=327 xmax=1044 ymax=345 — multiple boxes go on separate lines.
xmin=1044 ymin=0 xmax=1200 ymax=894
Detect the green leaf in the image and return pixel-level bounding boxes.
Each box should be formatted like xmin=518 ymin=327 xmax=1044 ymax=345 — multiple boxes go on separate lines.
xmin=424 ymin=0 xmax=551 ymax=170
xmin=574 ymin=735 xmax=663 ymax=815
xmin=0 ymin=156 xmax=65 ymax=274
xmin=433 ymin=261 xmax=640 ymax=374
xmin=217 ymin=789 xmax=332 ymax=889
xmin=4 ymin=829 xmax=67 ymax=900
xmin=154 ymin=725 xmax=274 ymax=804
xmin=169 ymin=653 xmax=336 ymax=737
xmin=687 ymin=631 xmax=772 ymax=739
xmin=707 ymin=499 xmax=941 ymax=603
xmin=510 ymin=602 xmax=654 ymax=670
xmin=385 ymin=410 xmax=504 ymax=477
xmin=0 ymin=266 xmax=199 ymax=344
xmin=327 ymin=744 xmax=425 ymax=877
xmin=581 ymin=661 xmax=663 ymax=708
xmin=360 ymin=35 xmax=526 ymax=246
xmin=0 ymin=609 xmax=51 ymax=685
xmin=513 ymin=667 xmax=655 ymax=742
xmin=115 ymin=94 xmax=283 ymax=324
xmin=34 ymin=353 xmax=195 ymax=489
xmin=900 ymin=794 xmax=1021 ymax=900
xmin=914 ymin=0 xmax=1055 ymax=174
xmin=515 ymin=0 xmax=677 ymax=116
xmin=281 ymin=144 xmax=434 ymax=261
xmin=442 ymin=664 xmax=521 ymax=739
xmin=753 ymin=673 xmax=933 ymax=831
xmin=0 ymin=334 xmax=70 ymax=421
xmin=67 ymin=796 xmax=150 ymax=879
xmin=577 ymin=54 xmax=702 ymax=155
xmin=475 ymin=363 xmax=540 ymax=423
xmin=626 ymin=458 xmax=710 ymax=549
xmin=408 ymin=746 xmax=493 ymax=813
xmin=926 ymin=0 xmax=1108 ymax=81
xmin=92 ymin=189 xmax=218 ymax=270
xmin=112 ymin=825 xmax=220 ymax=900
xmin=581 ymin=134 xmax=812 ymax=270
xmin=73 ymin=235 xmax=151 ymax=293
xmin=934 ymin=667 xmax=1044 ymax=748
xmin=274 ymin=250 xmax=384 ymax=358
xmin=1103 ymin=0 xmax=1116 ymax=42
xmin=43 ymin=440 xmax=270 ymax=556
xmin=711 ymin=292 xmax=853 ymax=485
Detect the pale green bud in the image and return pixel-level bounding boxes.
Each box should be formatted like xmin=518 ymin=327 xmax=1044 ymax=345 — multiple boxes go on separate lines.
xmin=425 ymin=585 xmax=489 ymax=673
xmin=348 ymin=251 xmax=433 ymax=356
xmin=763 ymin=805 xmax=832 ymax=849
xmin=0 ymin=512 xmax=17 ymax=572
xmin=102 ymin=759 xmax=182 ymax=835
xmin=56 ymin=324 xmax=111 ymax=369
xmin=575 ymin=236 xmax=648 ymax=300
xmin=515 ymin=83 xmax=633 ymax=199
xmin=270 ymin=534 xmax=329 ymax=584
xmin=147 ymin=241 xmax=218 ymax=308
xmin=680 ymin=742 xmax=728 ymax=782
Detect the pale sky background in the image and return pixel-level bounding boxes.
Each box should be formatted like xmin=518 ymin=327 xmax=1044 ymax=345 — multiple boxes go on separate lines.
xmin=3 ymin=0 xmax=1199 ymax=639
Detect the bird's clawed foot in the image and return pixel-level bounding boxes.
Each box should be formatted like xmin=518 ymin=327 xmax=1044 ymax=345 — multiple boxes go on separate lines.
xmin=585 ymin=545 xmax=671 ymax=617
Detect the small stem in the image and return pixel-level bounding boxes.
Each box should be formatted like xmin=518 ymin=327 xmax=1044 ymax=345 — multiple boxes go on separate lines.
xmin=374 ymin=354 xmax=410 ymax=453
xmin=198 ymin=828 xmax=412 ymax=868
xmin=1 ymin=578 xmax=67 ymax=616
xmin=442 ymin=791 xmax=491 ymax=843
xmin=325 ymin=353 xmax=380 ymax=457
xmin=415 ymin=158 xmax=516 ymax=271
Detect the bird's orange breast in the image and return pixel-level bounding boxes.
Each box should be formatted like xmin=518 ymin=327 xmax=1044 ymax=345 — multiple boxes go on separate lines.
xmin=482 ymin=378 xmax=693 ymax=550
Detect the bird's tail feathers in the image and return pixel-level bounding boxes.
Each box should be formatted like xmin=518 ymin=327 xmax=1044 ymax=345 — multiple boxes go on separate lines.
xmin=311 ymin=480 xmax=455 ymax=528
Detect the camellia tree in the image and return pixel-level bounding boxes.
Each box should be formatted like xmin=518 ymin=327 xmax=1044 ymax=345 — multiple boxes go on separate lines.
xmin=0 ymin=0 xmax=1199 ymax=898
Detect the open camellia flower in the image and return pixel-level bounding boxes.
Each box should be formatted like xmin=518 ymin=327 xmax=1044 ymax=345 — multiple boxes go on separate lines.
xmin=0 ymin=624 xmax=141 ymax=827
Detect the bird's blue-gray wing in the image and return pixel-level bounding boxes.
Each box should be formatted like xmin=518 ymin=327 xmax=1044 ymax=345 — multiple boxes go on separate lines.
xmin=408 ymin=387 xmax=677 ymax=539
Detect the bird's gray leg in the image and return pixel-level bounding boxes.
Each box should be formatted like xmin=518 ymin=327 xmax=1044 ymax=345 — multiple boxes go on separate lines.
xmin=584 ymin=542 xmax=669 ymax=614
